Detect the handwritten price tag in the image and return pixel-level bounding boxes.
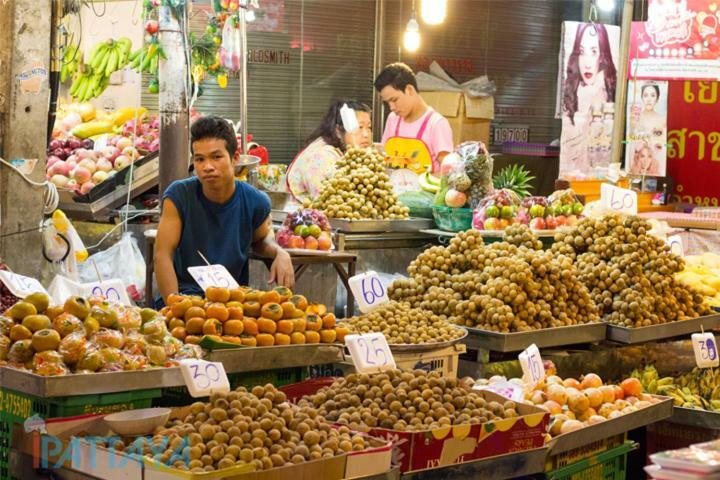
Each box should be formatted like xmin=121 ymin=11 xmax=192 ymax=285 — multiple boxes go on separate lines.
xmin=188 ymin=265 xmax=240 ymax=291
xmin=519 ymin=343 xmax=545 ymax=387
xmin=692 ymin=332 xmax=719 ymax=368
xmin=473 ymin=382 xmax=526 ymax=402
xmin=0 ymin=270 xmax=49 ymax=298
xmin=179 ymin=359 xmax=230 ymax=397
xmin=81 ymin=278 xmax=131 ymax=305
xmin=348 ymin=271 xmax=389 ymax=313
xmin=667 ymin=235 xmax=684 ymax=257
xmin=601 ymin=183 xmax=638 ymax=215
xmin=345 ymin=332 xmax=396 ymax=374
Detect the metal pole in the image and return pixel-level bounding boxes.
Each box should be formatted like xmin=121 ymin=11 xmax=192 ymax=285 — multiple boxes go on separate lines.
xmin=611 ymin=0 xmax=635 ymax=166
xmin=239 ymin=5 xmax=248 ymax=155
xmin=372 ymin=0 xmax=386 ymax=140
xmin=158 ymin=3 xmax=190 ymax=197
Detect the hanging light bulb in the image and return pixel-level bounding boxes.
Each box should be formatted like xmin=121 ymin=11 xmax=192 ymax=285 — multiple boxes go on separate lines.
xmin=421 ymin=0 xmax=447 ymax=25
xmin=246 ymin=8 xmax=256 ymax=22
xmin=596 ymin=0 xmax=615 ymax=11
xmin=403 ymin=14 xmax=420 ymax=52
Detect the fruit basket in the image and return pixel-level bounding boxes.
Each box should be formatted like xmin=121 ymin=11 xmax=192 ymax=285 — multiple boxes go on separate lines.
xmin=432 ymin=205 xmax=473 ymax=232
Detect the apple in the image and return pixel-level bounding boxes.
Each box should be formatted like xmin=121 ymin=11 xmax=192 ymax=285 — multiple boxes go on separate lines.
xmin=116 ymin=137 xmax=133 ymax=150
xmin=445 ymin=189 xmax=467 ymax=208
xmin=50 ymin=174 xmax=70 ymax=188
xmin=79 ymin=182 xmax=95 ymax=195
xmin=92 ymin=171 xmax=110 ymax=184
xmin=78 ymin=158 xmax=97 ymax=174
xmin=145 ymin=20 xmax=159 ymax=35
xmin=96 ymin=158 xmax=113 ymax=173
xmin=483 ymin=217 xmax=501 ymax=230
xmin=72 ymin=166 xmax=92 ymax=184
xmin=46 ymin=155 xmax=62 ymax=169
xmin=49 ymin=161 xmax=72 ymax=177
xmin=529 ymin=217 xmax=547 ymax=230
xmin=103 ymin=146 xmax=120 ymax=161
xmin=66 ymin=179 xmax=79 ymax=191
xmin=122 ymin=146 xmax=139 ymax=160
xmin=113 ymin=155 xmax=131 ymax=170
xmin=545 ymin=216 xmax=558 ymax=230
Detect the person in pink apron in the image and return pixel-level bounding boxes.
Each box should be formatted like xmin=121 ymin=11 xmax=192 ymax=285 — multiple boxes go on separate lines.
xmin=286 ymin=100 xmax=372 ymax=203
xmin=375 ymin=63 xmax=454 ymax=174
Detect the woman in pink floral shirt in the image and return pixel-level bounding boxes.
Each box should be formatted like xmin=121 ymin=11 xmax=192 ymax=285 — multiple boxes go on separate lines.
xmin=286 ymin=100 xmax=372 ymax=203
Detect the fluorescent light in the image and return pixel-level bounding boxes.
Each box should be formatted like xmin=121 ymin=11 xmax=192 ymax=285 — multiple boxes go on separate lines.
xmin=403 ymin=17 xmax=420 ymax=52
xmin=421 ymin=0 xmax=447 ymax=25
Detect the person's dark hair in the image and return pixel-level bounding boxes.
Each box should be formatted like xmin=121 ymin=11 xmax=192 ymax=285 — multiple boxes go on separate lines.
xmin=305 ymin=100 xmax=371 ymax=150
xmin=641 ymin=83 xmax=660 ymax=101
xmin=562 ymin=23 xmax=617 ymax=125
xmin=190 ymin=116 xmax=238 ymax=156
xmin=374 ymin=62 xmax=418 ymax=93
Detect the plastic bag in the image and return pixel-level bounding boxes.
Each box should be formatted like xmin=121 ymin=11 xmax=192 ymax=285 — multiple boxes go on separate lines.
xmin=78 ymin=233 xmax=146 ymax=302
xmin=546 ymin=188 xmax=584 ymax=227
xmin=458 ymin=141 xmax=493 ymax=209
xmin=517 ymin=196 xmax=551 ymax=230
xmin=433 ymin=141 xmax=492 ymax=209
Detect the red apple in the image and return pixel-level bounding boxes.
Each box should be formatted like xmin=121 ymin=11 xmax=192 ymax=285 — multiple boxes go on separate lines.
xmin=145 ymin=20 xmax=159 ymax=35
xmin=445 ymin=189 xmax=467 ymax=208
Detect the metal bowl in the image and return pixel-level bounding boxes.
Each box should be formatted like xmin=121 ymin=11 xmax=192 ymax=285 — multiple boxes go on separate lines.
xmin=104 ymin=408 xmax=171 ymax=436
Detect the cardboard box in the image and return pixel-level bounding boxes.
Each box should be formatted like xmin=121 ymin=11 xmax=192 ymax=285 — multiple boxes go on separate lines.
xmin=422 ymin=91 xmax=494 ymax=147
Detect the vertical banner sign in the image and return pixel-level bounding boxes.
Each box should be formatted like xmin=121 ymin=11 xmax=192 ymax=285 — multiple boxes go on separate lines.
xmin=626 ymin=80 xmax=669 ymax=176
xmin=558 ymin=22 xmax=622 ymax=176
xmin=667 ymin=80 xmax=720 ymax=205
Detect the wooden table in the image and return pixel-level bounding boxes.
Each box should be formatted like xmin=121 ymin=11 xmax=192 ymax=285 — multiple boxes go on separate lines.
xmin=143 ymin=230 xmax=358 ymax=316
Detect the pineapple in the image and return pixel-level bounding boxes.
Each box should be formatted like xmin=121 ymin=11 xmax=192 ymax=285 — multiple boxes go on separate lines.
xmin=492 ymin=164 xmax=534 ymax=198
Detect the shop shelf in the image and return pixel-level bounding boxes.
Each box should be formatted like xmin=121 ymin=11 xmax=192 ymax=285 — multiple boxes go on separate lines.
xmin=539 ymin=441 xmax=635 ymax=480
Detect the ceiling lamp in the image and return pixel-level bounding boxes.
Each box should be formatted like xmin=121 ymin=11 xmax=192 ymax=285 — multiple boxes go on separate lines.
xmin=421 ymin=0 xmax=447 ymax=25
xmin=403 ymin=12 xmax=420 ymax=52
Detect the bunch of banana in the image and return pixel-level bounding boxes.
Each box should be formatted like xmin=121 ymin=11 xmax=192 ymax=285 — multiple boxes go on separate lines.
xmin=59 ymin=44 xmax=82 ymax=83
xmin=69 ymin=69 xmax=110 ymax=102
xmin=631 ymin=364 xmax=720 ymax=411
xmin=88 ymin=37 xmax=133 ymax=78
xmin=129 ymin=42 xmax=165 ymax=75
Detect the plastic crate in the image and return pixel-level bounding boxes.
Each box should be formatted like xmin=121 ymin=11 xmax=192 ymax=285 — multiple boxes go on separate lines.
xmin=541 ymin=442 xmax=635 ymax=480
xmin=548 ymin=433 xmax=627 ymax=469
xmin=0 ymin=411 xmax=13 ymax=480
xmin=431 ymin=205 xmax=473 ymax=232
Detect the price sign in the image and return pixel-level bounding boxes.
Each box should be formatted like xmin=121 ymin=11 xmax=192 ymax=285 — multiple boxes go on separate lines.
xmin=179 ymin=359 xmax=230 ymax=397
xmin=692 ymin=332 xmax=719 ymax=368
xmin=601 ymin=183 xmax=638 ymax=215
xmin=667 ymin=235 xmax=684 ymax=257
xmin=473 ymin=382 xmax=526 ymax=402
xmin=348 ymin=271 xmax=389 ymax=313
xmin=188 ymin=265 xmax=240 ymax=291
xmin=0 ymin=270 xmax=49 ymax=298
xmin=345 ymin=332 xmax=396 ymax=374
xmin=519 ymin=343 xmax=545 ymax=387
xmin=81 ymin=278 xmax=131 ymax=305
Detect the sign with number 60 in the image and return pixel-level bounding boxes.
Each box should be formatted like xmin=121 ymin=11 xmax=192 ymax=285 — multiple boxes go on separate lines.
xmin=601 ymin=184 xmax=638 ymax=215
xmin=348 ymin=271 xmax=389 ymax=313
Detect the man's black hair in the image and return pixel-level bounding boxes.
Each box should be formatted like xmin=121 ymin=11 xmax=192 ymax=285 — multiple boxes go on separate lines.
xmin=374 ymin=62 xmax=418 ymax=93
xmin=190 ymin=116 xmax=238 ymax=156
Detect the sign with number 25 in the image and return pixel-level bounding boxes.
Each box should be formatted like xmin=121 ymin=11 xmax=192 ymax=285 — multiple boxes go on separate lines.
xmin=345 ymin=332 xmax=396 ymax=374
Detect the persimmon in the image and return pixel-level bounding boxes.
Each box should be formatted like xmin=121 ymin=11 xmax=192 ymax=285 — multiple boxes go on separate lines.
xmin=168 ymin=318 xmax=185 ymax=330
xmin=204 ymin=334 xmax=223 ymax=343
xmin=280 ymin=302 xmax=295 ymax=319
xmin=277 ymin=320 xmax=294 ymax=335
xmin=273 ymin=286 xmax=293 ymax=302
xmin=304 ymin=331 xmax=320 ymax=344
xmin=159 ymin=306 xmax=172 ymax=317
xmin=293 ymin=318 xmax=307 ymax=332
xmin=274 ymin=333 xmax=291 ymax=346
xmin=306 ymin=303 xmax=327 ymax=316
xmin=256 ymin=333 xmax=275 ymax=346
xmin=290 ymin=332 xmax=306 ymax=344
xmin=306 ymin=314 xmax=322 ymax=331
xmin=206 ymin=303 xmax=229 ymax=322
xmin=242 ymin=318 xmax=259 ymax=336
xmin=171 ymin=327 xmax=187 ymax=341
xmin=322 ymin=313 xmax=336 ymax=329
xmin=319 ymin=329 xmax=337 ymax=343
xmin=260 ymin=291 xmax=281 ymax=305
xmin=242 ymin=302 xmax=261 ymax=317
xmin=221 ymin=336 xmax=243 ymax=345
xmin=202 ymin=318 xmax=222 ymax=336
xmin=260 ymin=303 xmax=283 ymax=321
xmin=258 ymin=318 xmax=277 ymax=334
xmin=206 ymin=287 xmax=231 ymax=303
xmin=335 ymin=326 xmax=350 ymax=343
xmin=227 ymin=306 xmax=244 ymax=320
xmin=184 ymin=306 xmax=206 ymax=321
xmin=244 ymin=290 xmax=261 ymax=302
xmin=241 ymin=336 xmax=257 ymax=347
xmin=289 ymin=295 xmax=308 ymax=311
xmin=224 ymin=320 xmax=244 ymax=336
xmin=185 ymin=317 xmax=205 ymax=335
xmin=229 ymin=288 xmax=246 ymax=303
xmin=185 ymin=335 xmax=201 ymax=345
xmin=166 ymin=293 xmax=184 ymax=306
xmin=190 ymin=296 xmax=206 ymax=307
xmin=170 ymin=298 xmax=192 ymax=318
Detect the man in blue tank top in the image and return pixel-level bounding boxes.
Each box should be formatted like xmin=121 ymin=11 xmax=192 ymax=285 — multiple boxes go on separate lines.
xmin=154 ymin=116 xmax=294 ymax=305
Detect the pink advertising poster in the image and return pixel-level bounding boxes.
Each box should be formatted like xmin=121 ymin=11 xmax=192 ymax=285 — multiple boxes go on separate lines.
xmin=628 ymin=0 xmax=720 ymax=80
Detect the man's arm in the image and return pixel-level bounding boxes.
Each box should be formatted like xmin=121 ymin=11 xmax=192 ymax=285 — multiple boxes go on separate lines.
xmin=252 ymin=215 xmax=295 ymax=288
xmin=155 ymin=198 xmax=182 ymax=303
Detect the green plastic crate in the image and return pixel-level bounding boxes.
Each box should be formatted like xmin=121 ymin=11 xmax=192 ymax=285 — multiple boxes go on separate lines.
xmin=542 ymin=442 xmax=635 ymax=480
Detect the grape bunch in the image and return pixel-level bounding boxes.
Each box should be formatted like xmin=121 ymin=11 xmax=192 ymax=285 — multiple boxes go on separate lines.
xmin=0 ymin=266 xmax=19 ymax=312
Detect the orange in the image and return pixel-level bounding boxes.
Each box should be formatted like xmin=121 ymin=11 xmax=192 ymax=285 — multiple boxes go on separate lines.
xmin=171 ymin=299 xmax=192 ymax=318
xmin=241 ymin=336 xmax=257 ymax=347
xmin=206 ymin=303 xmax=229 ymax=322
xmin=280 ymin=302 xmax=295 ymax=319
xmin=290 ymin=332 xmax=306 ymax=344
xmin=304 ymin=331 xmax=320 ymax=344
xmin=320 ymin=329 xmax=337 ymax=343
xmin=229 ymin=289 xmax=246 ymax=303
xmin=243 ymin=302 xmax=261 ymax=317
xmin=221 ymin=335 xmax=243 ymax=345
xmin=185 ymin=335 xmax=201 ymax=345
xmin=306 ymin=303 xmax=327 ymax=316
xmin=258 ymin=318 xmax=277 ymax=334
xmin=293 ymin=318 xmax=307 ymax=332
xmin=242 ymin=318 xmax=259 ymax=336
xmin=306 ymin=314 xmax=322 ymax=332
xmin=168 ymin=318 xmax=185 ymax=330
xmin=274 ymin=333 xmax=291 ymax=346
xmin=184 ymin=306 xmax=206 ymax=321
xmin=620 ymin=378 xmax=642 ymax=398
xmin=224 ymin=320 xmax=244 ymax=336
xmin=202 ymin=318 xmax=222 ymax=336
xmin=171 ymin=327 xmax=187 ymax=340
xmin=256 ymin=333 xmax=275 ymax=346
xmin=206 ymin=287 xmax=231 ymax=303
xmin=277 ymin=320 xmax=294 ymax=335
xmin=260 ymin=291 xmax=281 ymax=305
xmin=261 ymin=303 xmax=283 ymax=321
xmin=166 ymin=293 xmax=185 ymax=306
xmin=322 ymin=313 xmax=336 ymax=329
xmin=289 ymin=295 xmax=308 ymax=311
xmin=185 ymin=317 xmax=205 ymax=335
xmin=335 ymin=326 xmax=350 ymax=343
xmin=273 ymin=286 xmax=293 ymax=302
xmin=228 ymin=306 xmax=244 ymax=320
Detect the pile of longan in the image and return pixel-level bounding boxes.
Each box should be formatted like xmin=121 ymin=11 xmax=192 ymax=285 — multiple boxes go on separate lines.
xmin=310 ymin=147 xmax=410 ymax=220
xmin=551 ymin=214 xmax=711 ymax=327
xmin=342 ymin=301 xmax=465 ymax=344
xmin=503 ymin=224 xmax=543 ymax=250
xmin=109 ymin=384 xmax=368 ymax=473
xmin=389 ymin=229 xmax=600 ymax=332
xmin=299 ymin=369 xmax=518 ymax=432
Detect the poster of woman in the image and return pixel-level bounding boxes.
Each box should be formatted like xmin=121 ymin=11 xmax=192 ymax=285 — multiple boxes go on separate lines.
xmin=626 ymin=80 xmax=668 ymax=176
xmin=558 ymin=22 xmax=621 ymax=176
xmin=628 ymin=140 xmax=663 ymax=175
